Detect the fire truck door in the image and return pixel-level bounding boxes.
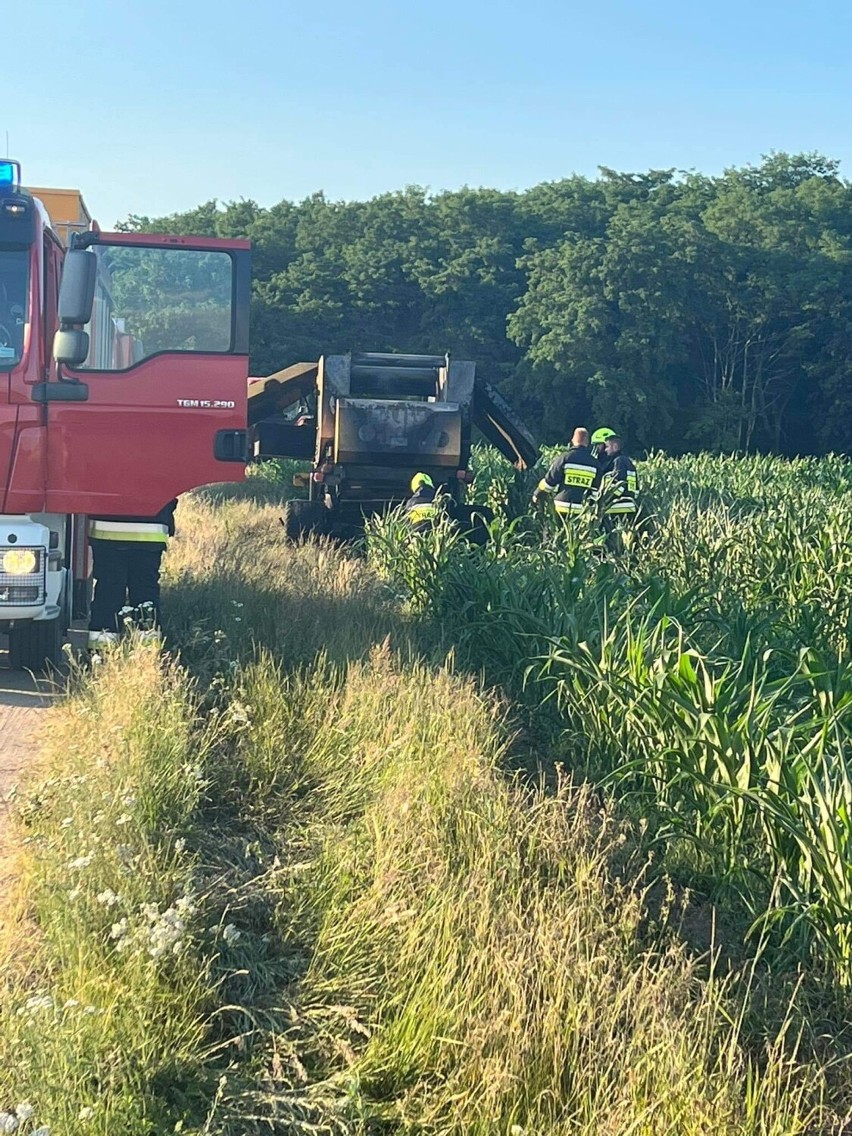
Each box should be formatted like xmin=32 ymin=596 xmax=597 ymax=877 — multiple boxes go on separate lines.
xmin=43 ymin=234 xmax=250 ymax=517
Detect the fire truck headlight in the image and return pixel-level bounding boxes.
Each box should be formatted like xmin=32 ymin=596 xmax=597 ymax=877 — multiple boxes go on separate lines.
xmin=2 ymin=549 xmax=38 ymax=575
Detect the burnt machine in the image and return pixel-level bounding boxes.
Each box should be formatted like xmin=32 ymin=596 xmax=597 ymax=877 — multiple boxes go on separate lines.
xmin=248 ymin=352 xmax=539 ymax=537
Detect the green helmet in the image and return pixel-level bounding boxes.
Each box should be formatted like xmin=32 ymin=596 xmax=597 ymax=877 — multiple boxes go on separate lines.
xmin=591 ymin=427 xmax=617 ymax=445
xmin=411 ymin=472 xmax=434 ymax=493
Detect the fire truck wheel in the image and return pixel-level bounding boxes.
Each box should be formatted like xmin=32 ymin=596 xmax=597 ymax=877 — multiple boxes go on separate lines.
xmin=8 ymin=617 xmax=64 ymax=674
xmin=281 ymin=500 xmax=328 ymax=541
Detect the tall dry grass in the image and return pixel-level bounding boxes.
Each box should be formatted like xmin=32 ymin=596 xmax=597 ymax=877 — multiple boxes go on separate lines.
xmin=223 ymin=646 xmax=834 ymax=1134
xmin=0 ymin=479 xmax=847 ymax=1133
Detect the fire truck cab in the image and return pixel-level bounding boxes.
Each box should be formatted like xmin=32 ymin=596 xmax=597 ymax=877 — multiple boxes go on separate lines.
xmin=0 ymin=160 xmax=250 ymax=670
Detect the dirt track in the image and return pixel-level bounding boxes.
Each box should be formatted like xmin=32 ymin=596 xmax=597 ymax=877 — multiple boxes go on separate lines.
xmin=0 ymin=638 xmax=72 ymax=882
xmin=0 ymin=666 xmax=56 ymax=799
xmin=0 ymin=664 xmax=57 ymax=866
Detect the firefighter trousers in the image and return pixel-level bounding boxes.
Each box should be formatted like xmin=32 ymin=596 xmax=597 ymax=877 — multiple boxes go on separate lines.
xmin=89 ymin=539 xmax=166 ymax=633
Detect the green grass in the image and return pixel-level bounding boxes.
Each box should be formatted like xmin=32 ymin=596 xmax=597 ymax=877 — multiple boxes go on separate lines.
xmin=2 ymin=452 xmax=852 ymax=1132
xmin=367 ymin=450 xmax=852 ymax=985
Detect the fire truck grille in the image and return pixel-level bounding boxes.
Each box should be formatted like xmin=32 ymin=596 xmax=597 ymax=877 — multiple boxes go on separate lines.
xmin=0 ymin=548 xmax=46 ymax=606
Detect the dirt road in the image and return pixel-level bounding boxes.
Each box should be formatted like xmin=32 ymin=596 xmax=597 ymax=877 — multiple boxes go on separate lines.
xmin=0 ymin=631 xmax=86 ymax=807
xmin=0 ymin=659 xmax=59 ymax=842
xmin=0 ymin=658 xmax=58 ymax=889
xmin=0 ymin=666 xmax=56 ymax=798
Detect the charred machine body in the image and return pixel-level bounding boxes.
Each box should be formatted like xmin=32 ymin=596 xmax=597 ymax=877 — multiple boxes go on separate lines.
xmin=249 ymin=352 xmax=539 ymax=538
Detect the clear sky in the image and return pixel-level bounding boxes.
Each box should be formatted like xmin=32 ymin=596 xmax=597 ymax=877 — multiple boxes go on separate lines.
xmin=6 ymin=0 xmax=851 ymax=226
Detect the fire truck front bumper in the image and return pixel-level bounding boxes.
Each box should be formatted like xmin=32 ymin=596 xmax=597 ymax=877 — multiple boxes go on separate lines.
xmin=0 ymin=517 xmax=59 ymax=626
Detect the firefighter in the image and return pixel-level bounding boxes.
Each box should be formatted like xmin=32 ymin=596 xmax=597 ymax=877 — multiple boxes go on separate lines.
xmin=590 ymin=426 xmax=617 ymax=469
xmin=404 ymin=472 xmax=440 ymax=532
xmin=597 ymin=432 xmax=639 ymax=521
xmin=531 ymin=427 xmax=598 ymax=519
xmin=87 ymin=500 xmax=178 ymax=646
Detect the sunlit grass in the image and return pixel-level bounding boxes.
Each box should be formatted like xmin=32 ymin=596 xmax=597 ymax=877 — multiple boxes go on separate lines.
xmin=2 ymin=456 xmax=851 ymax=1132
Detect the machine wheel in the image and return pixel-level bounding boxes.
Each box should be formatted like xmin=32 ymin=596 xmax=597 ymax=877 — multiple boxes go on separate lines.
xmin=8 ymin=616 xmax=64 ymax=673
xmin=281 ymin=499 xmax=328 ymax=541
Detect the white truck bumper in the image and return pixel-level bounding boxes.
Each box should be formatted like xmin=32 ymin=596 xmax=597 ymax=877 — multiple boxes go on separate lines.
xmin=0 ymin=515 xmax=63 ymax=624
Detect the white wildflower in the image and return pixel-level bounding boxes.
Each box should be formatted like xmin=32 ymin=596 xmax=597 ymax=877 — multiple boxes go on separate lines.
xmin=31 ymin=1128 xmax=50 ymax=1136
xmin=14 ymin=1104 xmax=33 ymax=1122
xmin=110 ymin=917 xmax=130 ymax=950
xmin=60 ymin=816 xmax=73 ymax=828
xmin=96 ymin=889 xmax=120 ymax=908
xmin=0 ymin=1113 xmax=19 ymax=1133
xmin=229 ymin=701 xmax=251 ymax=725
xmin=115 ymin=813 xmax=132 ymax=827
xmin=78 ymin=1106 xmax=95 ymax=1121
xmin=222 ymin=923 xmax=241 ymax=946
xmin=68 ymin=886 xmax=82 ymax=901
xmin=174 ymin=838 xmax=187 ymax=854
xmin=63 ymin=998 xmax=80 ymax=1009
xmin=21 ymin=994 xmax=54 ymax=1015
xmin=67 ymin=855 xmax=92 ymax=870
xmin=121 ymin=793 xmax=137 ymax=808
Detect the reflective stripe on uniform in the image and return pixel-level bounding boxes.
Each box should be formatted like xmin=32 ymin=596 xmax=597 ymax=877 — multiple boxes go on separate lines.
xmin=562 ymin=463 xmax=596 ymax=489
xmin=606 ymin=501 xmax=637 ymax=515
xmin=89 ymin=520 xmax=169 ymax=543
xmin=88 ymin=630 xmax=120 ymax=646
xmin=407 ymin=505 xmax=437 ymax=525
xmin=537 ymin=478 xmax=555 ymax=493
xmin=554 ymin=501 xmax=584 ymax=515
xmin=626 ymin=472 xmax=639 ymax=493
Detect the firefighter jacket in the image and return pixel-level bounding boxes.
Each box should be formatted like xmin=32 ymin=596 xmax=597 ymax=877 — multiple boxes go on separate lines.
xmin=404 ymin=485 xmax=438 ymax=529
xmin=537 ymin=446 xmax=598 ymax=515
xmin=89 ymin=500 xmax=178 ymax=544
xmin=597 ymin=453 xmax=638 ymax=516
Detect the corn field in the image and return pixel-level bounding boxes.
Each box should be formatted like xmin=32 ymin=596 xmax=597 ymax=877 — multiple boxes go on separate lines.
xmin=5 ymin=456 xmax=852 ymax=1133
xmin=368 ymin=450 xmax=852 ymax=982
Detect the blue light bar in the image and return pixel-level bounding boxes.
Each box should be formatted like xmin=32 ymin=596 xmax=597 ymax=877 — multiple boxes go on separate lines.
xmin=0 ymin=160 xmax=21 ymax=190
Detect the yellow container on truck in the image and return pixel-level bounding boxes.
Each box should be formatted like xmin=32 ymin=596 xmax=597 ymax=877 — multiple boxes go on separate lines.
xmin=27 ymin=186 xmax=91 ymax=246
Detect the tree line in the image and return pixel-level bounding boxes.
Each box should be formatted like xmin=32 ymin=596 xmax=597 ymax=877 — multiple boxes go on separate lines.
xmin=120 ymin=153 xmax=852 ymax=454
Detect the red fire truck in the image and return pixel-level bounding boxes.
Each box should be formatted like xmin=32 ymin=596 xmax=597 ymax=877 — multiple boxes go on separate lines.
xmin=0 ymin=160 xmax=250 ymax=670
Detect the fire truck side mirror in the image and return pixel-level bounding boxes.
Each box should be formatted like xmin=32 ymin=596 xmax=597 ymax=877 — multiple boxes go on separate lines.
xmin=57 ymin=249 xmax=97 ymax=326
xmin=53 ymin=328 xmax=90 ymax=367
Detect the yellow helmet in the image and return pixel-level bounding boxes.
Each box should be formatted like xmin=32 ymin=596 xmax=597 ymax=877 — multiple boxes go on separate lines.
xmin=411 ymin=472 xmax=435 ymax=493
xmin=591 ymin=427 xmax=617 ymax=445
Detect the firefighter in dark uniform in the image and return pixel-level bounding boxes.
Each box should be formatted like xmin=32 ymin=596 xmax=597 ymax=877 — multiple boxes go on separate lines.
xmin=590 ymin=426 xmax=617 ymax=471
xmin=596 ymin=432 xmax=639 ymax=522
xmin=404 ymin=473 xmax=439 ymax=532
xmin=87 ymin=500 xmax=177 ymax=646
xmin=531 ymin=427 xmax=598 ymax=519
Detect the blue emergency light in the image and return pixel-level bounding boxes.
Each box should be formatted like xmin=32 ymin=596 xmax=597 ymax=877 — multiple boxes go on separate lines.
xmin=0 ymin=160 xmax=21 ymax=191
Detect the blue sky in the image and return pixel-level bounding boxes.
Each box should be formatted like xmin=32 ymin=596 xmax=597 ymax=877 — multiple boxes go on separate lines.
xmin=6 ymin=0 xmax=851 ymax=226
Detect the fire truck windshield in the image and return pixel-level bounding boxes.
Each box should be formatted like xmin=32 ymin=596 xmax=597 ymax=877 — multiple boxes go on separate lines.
xmin=0 ymin=248 xmax=29 ymax=369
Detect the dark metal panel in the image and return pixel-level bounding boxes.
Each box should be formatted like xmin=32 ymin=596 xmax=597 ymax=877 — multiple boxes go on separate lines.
xmin=472 ymin=380 xmax=540 ymax=470
xmin=334 ymin=398 xmax=461 ymax=467
xmin=247 ymin=361 xmax=318 ymax=424
xmin=442 ymin=359 xmax=476 ymax=407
